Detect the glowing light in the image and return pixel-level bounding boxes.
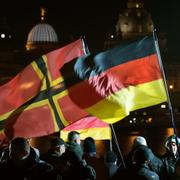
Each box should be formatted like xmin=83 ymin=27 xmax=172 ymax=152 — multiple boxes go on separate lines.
xmin=161 ymin=104 xmax=166 ymax=109
xmin=146 ymin=117 xmax=152 ymax=123
xmin=136 ymin=3 xmax=139 ymax=8
xmin=110 ymin=34 xmax=114 ymax=38
xmin=1 ymin=33 xmax=5 ymax=38
xmin=169 ymin=85 xmax=174 ymax=89
xmin=143 ymin=111 xmax=147 ymax=115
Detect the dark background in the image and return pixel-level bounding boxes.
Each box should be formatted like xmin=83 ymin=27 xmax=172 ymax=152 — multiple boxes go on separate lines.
xmin=0 ymin=0 xmax=179 ymax=58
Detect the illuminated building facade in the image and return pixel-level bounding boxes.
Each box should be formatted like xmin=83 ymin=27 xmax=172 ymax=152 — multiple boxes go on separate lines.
xmin=104 ymin=0 xmax=180 ymax=128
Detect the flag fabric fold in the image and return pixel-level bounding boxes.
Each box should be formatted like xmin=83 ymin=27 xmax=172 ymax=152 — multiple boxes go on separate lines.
xmin=0 ymin=38 xmax=87 ymax=141
xmin=61 ymin=34 xmax=167 ymax=124
xmin=61 ymin=116 xmax=111 ymax=141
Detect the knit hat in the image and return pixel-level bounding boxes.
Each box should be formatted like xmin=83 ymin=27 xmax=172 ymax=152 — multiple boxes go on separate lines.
xmin=104 ymin=151 xmax=117 ymax=163
xmin=134 ymin=146 xmax=154 ymax=163
xmin=133 ymin=136 xmax=147 ymax=147
xmin=83 ymin=139 xmax=96 ymax=154
xmin=51 ymin=137 xmax=65 ymax=147
xmin=165 ymin=135 xmax=180 ymax=148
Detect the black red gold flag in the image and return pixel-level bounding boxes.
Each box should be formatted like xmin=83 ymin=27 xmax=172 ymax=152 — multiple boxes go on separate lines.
xmin=61 ymin=34 xmax=167 ymax=124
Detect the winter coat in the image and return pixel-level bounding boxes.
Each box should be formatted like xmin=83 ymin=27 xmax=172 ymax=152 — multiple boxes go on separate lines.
xmin=0 ymin=148 xmax=59 ymax=180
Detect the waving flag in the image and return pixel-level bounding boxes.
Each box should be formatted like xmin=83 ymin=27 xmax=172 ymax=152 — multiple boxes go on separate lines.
xmin=61 ymin=116 xmax=111 ymax=141
xmin=61 ymin=34 xmax=167 ymax=124
xmin=0 ymin=38 xmax=88 ymax=141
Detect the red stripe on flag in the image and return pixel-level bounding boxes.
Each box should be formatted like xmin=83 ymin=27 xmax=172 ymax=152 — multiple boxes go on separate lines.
xmin=68 ymin=54 xmax=162 ymax=108
xmin=63 ymin=116 xmax=108 ymax=131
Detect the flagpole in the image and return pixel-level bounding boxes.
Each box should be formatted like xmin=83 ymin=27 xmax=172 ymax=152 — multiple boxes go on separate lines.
xmin=81 ymin=35 xmax=90 ymax=55
xmin=110 ymin=124 xmax=126 ymax=168
xmin=152 ymin=29 xmax=177 ymax=136
xmin=109 ymin=138 xmax=113 ymax=151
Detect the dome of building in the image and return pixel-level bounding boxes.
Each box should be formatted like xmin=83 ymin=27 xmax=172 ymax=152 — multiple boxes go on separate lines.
xmin=27 ymin=23 xmax=58 ymax=43
xmin=26 ymin=8 xmax=59 ymax=51
xmin=115 ymin=0 xmax=154 ymax=40
xmin=26 ymin=23 xmax=59 ymax=51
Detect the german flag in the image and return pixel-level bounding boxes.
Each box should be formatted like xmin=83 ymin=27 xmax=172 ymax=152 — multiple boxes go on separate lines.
xmin=61 ymin=116 xmax=111 ymax=141
xmin=0 ymin=38 xmax=88 ymax=141
xmin=61 ymin=34 xmax=167 ymax=124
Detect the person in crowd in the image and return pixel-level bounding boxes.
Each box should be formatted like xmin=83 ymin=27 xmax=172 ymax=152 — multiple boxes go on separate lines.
xmin=125 ymin=136 xmax=164 ymax=179
xmin=56 ymin=132 xmax=96 ymax=179
xmin=40 ymin=136 xmax=66 ymax=168
xmin=0 ymin=137 xmax=59 ymax=180
xmin=104 ymin=150 xmax=120 ymax=179
xmin=160 ymin=134 xmax=180 ymax=179
xmin=131 ymin=146 xmax=160 ymax=179
xmin=67 ymin=130 xmax=81 ymax=145
xmin=113 ymin=146 xmax=160 ymax=179
xmin=169 ymin=159 xmax=180 ymax=179
xmin=83 ymin=137 xmax=97 ymax=157
xmin=125 ymin=136 xmax=148 ymax=168
xmin=58 ymin=149 xmax=96 ymax=180
xmin=0 ymin=145 xmax=9 ymax=162
xmin=66 ymin=131 xmax=83 ymax=160
xmin=83 ymin=136 xmax=107 ymax=180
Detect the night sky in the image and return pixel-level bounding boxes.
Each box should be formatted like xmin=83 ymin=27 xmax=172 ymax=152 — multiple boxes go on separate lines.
xmin=0 ymin=0 xmax=180 ymax=58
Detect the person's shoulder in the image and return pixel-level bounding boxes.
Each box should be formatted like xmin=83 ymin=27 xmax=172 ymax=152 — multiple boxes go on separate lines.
xmin=83 ymin=164 xmax=96 ymax=179
xmin=148 ymin=170 xmax=159 ymax=179
xmin=152 ymin=154 xmax=163 ymax=163
xmin=159 ymin=152 xmax=169 ymax=160
xmin=35 ymin=160 xmax=54 ymax=172
xmin=138 ymin=166 xmax=159 ymax=180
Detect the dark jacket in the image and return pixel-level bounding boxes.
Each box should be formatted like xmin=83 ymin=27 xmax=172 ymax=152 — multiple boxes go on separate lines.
xmin=58 ymin=150 xmax=96 ymax=180
xmin=118 ymin=163 xmax=160 ymax=180
xmin=66 ymin=141 xmax=84 ymax=160
xmin=0 ymin=148 xmax=59 ymax=180
xmin=40 ymin=150 xmax=61 ymax=168
xmin=160 ymin=151 xmax=179 ymax=180
xmin=131 ymin=163 xmax=160 ymax=180
xmin=148 ymin=153 xmax=164 ymax=179
xmin=105 ymin=162 xmax=120 ymax=179
xmin=84 ymin=153 xmax=107 ymax=180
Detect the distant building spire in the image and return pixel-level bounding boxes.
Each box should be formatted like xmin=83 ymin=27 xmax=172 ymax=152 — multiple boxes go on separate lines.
xmin=127 ymin=0 xmax=144 ymax=9
xmin=40 ymin=7 xmax=46 ymax=22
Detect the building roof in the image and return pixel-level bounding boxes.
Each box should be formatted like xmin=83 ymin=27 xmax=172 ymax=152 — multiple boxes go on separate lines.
xmin=26 ymin=22 xmax=59 ymax=50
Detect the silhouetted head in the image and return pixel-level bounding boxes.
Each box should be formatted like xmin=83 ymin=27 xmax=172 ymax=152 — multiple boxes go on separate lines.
xmin=67 ymin=131 xmax=81 ymax=145
xmin=9 ymin=137 xmax=30 ymax=161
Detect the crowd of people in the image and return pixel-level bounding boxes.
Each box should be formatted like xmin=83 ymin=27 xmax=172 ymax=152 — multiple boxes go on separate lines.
xmin=0 ymin=131 xmax=180 ymax=180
